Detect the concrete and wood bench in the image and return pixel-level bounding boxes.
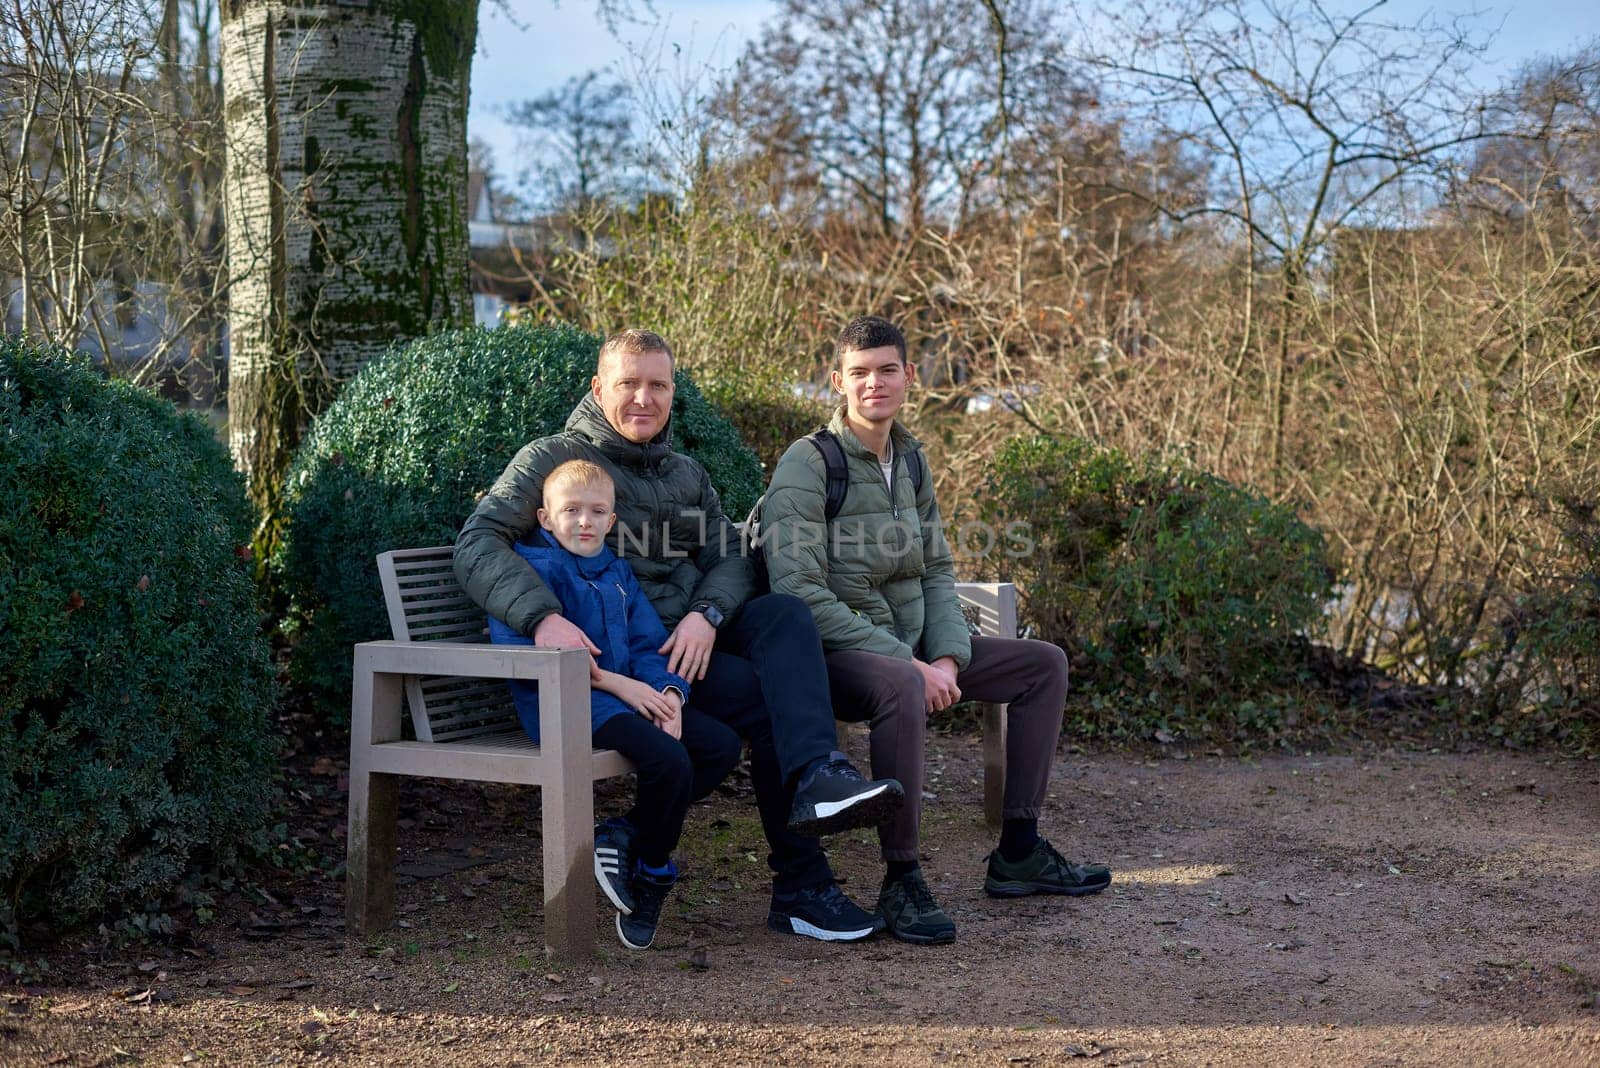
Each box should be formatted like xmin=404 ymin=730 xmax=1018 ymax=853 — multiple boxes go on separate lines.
xmin=345 ymin=543 xmax=1018 ymax=957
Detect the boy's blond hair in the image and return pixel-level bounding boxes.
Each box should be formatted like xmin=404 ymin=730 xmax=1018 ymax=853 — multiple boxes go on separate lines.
xmin=544 ymin=459 xmax=614 ymax=502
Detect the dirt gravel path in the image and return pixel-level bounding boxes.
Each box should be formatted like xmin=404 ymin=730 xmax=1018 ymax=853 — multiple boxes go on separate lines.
xmin=5 ymin=741 xmax=1598 ymax=1066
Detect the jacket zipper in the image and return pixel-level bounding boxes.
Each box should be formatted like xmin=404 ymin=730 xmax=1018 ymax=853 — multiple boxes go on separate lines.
xmin=887 ymin=447 xmax=899 ymax=520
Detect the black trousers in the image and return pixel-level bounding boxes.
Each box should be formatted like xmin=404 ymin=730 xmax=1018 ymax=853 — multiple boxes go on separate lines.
xmin=592 ymin=707 xmax=741 ymax=867
xmin=684 ymin=593 xmax=840 ymax=893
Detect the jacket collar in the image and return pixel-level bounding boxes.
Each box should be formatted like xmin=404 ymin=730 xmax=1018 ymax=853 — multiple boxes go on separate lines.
xmin=527 ymin=527 xmax=621 ymax=579
xmin=565 ymin=392 xmax=674 ymax=471
xmin=827 ymin=405 xmax=921 ymax=463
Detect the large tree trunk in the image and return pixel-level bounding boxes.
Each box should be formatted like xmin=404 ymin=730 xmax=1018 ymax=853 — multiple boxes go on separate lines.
xmin=220 ymin=1 xmax=476 ymax=547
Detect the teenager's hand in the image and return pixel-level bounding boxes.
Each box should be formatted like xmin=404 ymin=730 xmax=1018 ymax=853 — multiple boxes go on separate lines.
xmin=659 ymin=611 xmax=716 ymax=682
xmin=595 ymin=671 xmax=678 ymax=726
xmin=915 ymin=657 xmax=962 ymax=713
xmin=534 ymin=613 xmax=603 ymax=682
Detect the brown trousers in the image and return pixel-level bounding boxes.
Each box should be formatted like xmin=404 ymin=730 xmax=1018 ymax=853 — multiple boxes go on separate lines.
xmin=826 ymin=636 xmax=1069 ymax=862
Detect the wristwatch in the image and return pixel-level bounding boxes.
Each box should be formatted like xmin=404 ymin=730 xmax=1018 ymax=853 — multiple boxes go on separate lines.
xmin=692 ymin=601 xmax=725 ymax=629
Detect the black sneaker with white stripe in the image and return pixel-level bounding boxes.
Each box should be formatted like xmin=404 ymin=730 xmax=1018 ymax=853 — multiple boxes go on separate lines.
xmin=767 ymin=881 xmax=884 ymax=942
xmin=593 ymin=817 xmax=637 ymax=915
xmin=788 ymin=751 xmax=904 ymax=837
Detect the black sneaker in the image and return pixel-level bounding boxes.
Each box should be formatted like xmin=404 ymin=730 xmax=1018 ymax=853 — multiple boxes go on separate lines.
xmin=984 ymin=838 xmax=1112 ymax=897
xmin=767 ymin=881 xmax=884 ymax=942
xmin=788 ymin=751 xmax=905 ymax=837
xmin=877 ymin=868 xmax=956 ymax=945
xmin=594 ymin=817 xmax=637 ymax=915
xmin=616 ymin=860 xmax=676 ymax=951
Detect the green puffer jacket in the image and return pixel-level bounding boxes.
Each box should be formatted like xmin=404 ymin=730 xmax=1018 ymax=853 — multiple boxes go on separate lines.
xmin=761 ymin=409 xmax=971 ymax=670
xmin=454 ymin=393 xmax=752 ymax=637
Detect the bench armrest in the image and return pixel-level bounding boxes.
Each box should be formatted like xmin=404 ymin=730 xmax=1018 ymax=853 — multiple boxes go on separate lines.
xmin=352 ymin=640 xmax=590 ymax=681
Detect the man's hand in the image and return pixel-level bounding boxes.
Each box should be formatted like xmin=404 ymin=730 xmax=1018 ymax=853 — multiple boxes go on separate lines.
xmin=916 ymin=657 xmax=962 ymax=713
xmin=596 ymin=671 xmax=680 ymax=730
xmin=659 ymin=611 xmax=716 ymax=682
xmin=533 ymin=612 xmax=603 ymax=681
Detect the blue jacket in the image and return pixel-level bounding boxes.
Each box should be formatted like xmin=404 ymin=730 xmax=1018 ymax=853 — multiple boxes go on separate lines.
xmin=486 ymin=530 xmax=688 ymax=741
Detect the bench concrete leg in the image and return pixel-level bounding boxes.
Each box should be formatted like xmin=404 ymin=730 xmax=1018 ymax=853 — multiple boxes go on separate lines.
xmin=347 ymin=653 xmax=403 ymax=936
xmin=539 ymin=648 xmax=597 ymax=958
xmin=982 ymin=703 xmax=1008 ymax=831
xmin=346 ymin=766 xmax=399 ymax=935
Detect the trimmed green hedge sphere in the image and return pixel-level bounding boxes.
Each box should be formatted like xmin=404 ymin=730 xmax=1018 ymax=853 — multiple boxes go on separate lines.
xmin=0 ymin=340 xmax=276 ymax=943
xmin=978 ymin=435 xmax=1336 ymax=734
xmin=275 ymin=323 xmax=764 ymax=718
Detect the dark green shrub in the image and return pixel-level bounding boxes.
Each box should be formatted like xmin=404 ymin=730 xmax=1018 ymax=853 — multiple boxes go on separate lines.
xmin=978 ymin=436 xmax=1336 ymax=737
xmin=1476 ymin=499 xmax=1600 ymax=751
xmin=0 ymin=341 xmax=276 ymax=945
xmin=701 ymin=372 xmax=832 ymax=474
xmin=276 ymin=323 xmax=765 ymax=718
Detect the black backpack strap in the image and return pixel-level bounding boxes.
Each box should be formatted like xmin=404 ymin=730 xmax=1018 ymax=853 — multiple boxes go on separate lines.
xmin=908 ymin=446 xmax=926 ymax=498
xmin=808 ymin=430 xmax=850 ymax=522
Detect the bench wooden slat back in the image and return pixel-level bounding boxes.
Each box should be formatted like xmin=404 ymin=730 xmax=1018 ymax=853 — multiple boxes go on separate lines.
xmin=955 ymin=581 xmax=1019 ymax=641
xmin=376 ymin=547 xmax=517 ymax=744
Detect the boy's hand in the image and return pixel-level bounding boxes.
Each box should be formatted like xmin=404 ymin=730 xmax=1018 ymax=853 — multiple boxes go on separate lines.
xmin=595 ymin=671 xmax=678 ymax=727
xmin=658 ymin=688 xmax=683 ymax=740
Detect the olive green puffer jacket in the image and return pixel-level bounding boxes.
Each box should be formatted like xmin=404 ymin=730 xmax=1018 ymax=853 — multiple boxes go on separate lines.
xmin=761 ymin=409 xmax=971 ymax=670
xmin=454 ymin=393 xmax=752 ymax=637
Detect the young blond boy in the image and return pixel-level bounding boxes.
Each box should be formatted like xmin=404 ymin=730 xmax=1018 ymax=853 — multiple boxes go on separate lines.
xmin=487 ymin=460 xmax=740 ymax=950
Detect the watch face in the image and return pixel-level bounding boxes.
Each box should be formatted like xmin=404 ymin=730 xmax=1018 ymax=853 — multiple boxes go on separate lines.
xmin=702 ymin=604 xmax=725 ymax=628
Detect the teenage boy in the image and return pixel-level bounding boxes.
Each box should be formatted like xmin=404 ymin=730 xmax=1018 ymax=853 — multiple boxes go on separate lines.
xmin=760 ymin=315 xmax=1112 ymax=945
xmin=456 ymin=329 xmax=905 ymax=943
xmin=486 ymin=459 xmax=741 ymax=950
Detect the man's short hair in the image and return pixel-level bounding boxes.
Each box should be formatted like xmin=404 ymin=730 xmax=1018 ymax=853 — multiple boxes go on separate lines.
xmin=544 ymin=459 xmax=614 ymax=502
xmin=598 ymin=328 xmax=674 ymax=370
xmin=836 ymin=315 xmax=907 ymax=365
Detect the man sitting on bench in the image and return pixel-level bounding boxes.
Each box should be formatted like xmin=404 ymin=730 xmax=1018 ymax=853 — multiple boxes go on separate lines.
xmin=456 ymin=328 xmax=904 ymax=943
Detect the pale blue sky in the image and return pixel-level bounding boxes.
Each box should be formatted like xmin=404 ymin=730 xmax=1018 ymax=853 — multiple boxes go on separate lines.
xmin=468 ymin=0 xmax=1600 ymax=188
xmin=469 ymin=0 xmax=775 ymax=185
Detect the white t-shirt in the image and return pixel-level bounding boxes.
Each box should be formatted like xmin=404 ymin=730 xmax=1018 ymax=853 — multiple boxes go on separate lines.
xmin=879 ymin=445 xmax=894 ymax=488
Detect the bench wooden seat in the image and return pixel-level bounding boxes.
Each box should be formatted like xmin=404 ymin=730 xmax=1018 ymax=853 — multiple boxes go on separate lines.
xmin=346 ymin=544 xmax=1016 ymax=957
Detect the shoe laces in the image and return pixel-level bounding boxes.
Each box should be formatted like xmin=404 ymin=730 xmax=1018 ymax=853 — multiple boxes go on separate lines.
xmin=632 ymin=873 xmax=672 ymax=924
xmin=1035 ymin=838 xmax=1070 ymax=874
xmin=895 ymin=871 xmax=939 ymax=912
xmin=787 ymin=880 xmax=858 ymax=918
xmin=821 ymin=751 xmax=864 ymax=782
xmin=807 ymin=881 xmax=846 ymax=907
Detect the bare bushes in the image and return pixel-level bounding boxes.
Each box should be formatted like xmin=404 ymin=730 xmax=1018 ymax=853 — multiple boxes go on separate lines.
xmin=906 ymin=187 xmax=1597 ymax=745
xmin=516 ymin=173 xmax=831 ymax=471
